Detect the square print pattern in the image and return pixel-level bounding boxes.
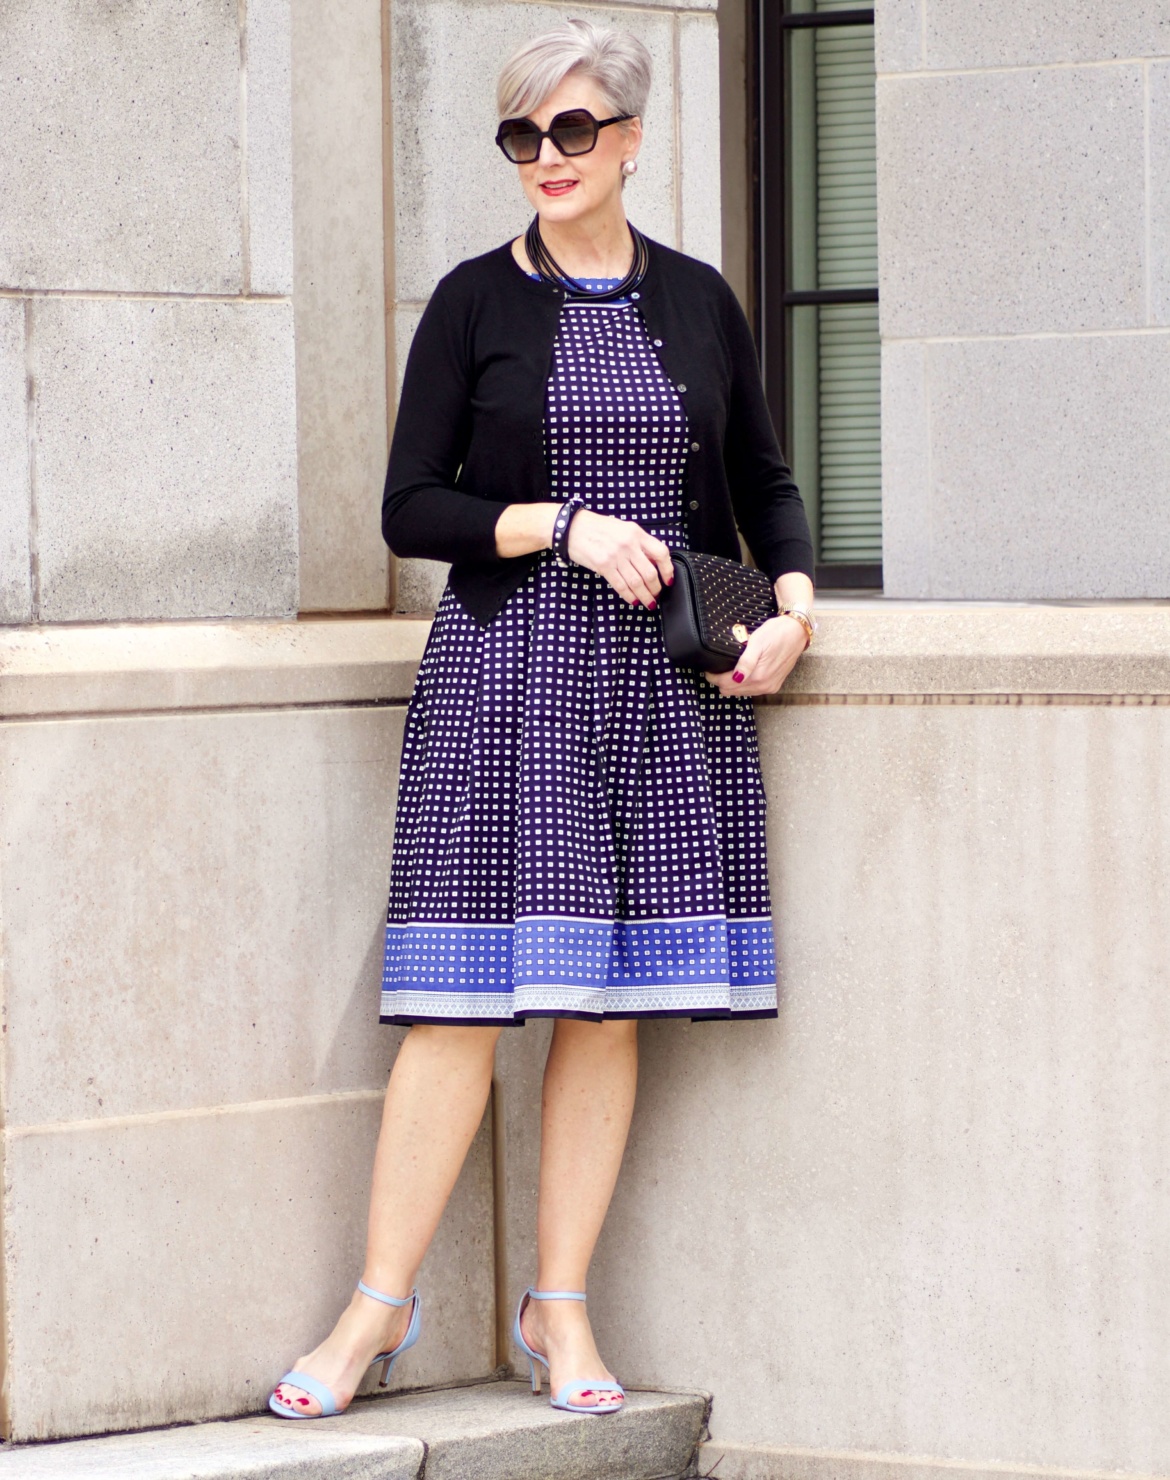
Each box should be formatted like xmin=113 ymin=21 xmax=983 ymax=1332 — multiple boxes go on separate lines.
xmin=383 ymin=287 xmax=777 ymax=1024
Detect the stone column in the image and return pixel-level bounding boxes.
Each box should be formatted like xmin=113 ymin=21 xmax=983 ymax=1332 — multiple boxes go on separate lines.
xmin=291 ymin=0 xmax=394 ymax=611
xmin=876 ymin=4 xmax=1170 ymax=598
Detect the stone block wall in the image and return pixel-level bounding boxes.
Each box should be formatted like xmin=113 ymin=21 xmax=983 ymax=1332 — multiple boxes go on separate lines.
xmin=0 ymin=0 xmax=300 ymax=623
xmin=877 ymin=5 xmax=1170 ymax=599
xmin=0 ymin=623 xmax=495 ymax=1441
xmin=12 ymin=607 xmax=1170 ymax=1453
xmin=495 ymin=605 xmax=1170 ymax=1477
xmin=389 ymin=0 xmax=723 ymax=611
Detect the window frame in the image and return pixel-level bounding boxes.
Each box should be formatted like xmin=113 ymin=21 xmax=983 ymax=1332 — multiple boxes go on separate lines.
xmin=757 ymin=2 xmax=882 ymax=590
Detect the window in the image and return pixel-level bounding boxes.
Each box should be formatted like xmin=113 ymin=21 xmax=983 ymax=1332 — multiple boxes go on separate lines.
xmin=759 ymin=2 xmax=881 ymax=588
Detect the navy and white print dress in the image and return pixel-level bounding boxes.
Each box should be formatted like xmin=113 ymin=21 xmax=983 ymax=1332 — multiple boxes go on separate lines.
xmin=380 ymin=279 xmax=778 ymax=1024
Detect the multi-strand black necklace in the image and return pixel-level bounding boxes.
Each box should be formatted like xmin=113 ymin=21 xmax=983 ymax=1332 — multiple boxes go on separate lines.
xmin=525 ymin=216 xmax=649 ymax=302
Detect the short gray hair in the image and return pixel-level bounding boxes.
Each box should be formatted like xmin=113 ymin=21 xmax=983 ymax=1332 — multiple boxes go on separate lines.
xmin=497 ymin=18 xmax=652 ymax=121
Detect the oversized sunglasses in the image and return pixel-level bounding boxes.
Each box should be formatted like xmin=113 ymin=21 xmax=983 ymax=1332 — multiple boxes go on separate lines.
xmin=495 ymin=108 xmax=634 ymax=164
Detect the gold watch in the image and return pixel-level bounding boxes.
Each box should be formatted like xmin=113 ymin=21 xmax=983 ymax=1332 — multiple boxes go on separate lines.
xmin=777 ymin=605 xmax=816 ymax=648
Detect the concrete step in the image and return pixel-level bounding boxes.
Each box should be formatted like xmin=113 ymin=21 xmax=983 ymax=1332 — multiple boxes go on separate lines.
xmin=0 ymin=1380 xmax=710 ymax=1480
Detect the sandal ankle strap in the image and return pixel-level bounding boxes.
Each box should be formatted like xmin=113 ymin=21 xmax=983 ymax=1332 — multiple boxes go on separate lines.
xmin=527 ymin=1288 xmax=586 ymax=1301
xmin=358 ymin=1280 xmax=417 ymax=1307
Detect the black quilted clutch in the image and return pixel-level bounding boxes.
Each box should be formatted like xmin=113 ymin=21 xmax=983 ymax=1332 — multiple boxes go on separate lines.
xmin=659 ymin=550 xmax=778 ymax=672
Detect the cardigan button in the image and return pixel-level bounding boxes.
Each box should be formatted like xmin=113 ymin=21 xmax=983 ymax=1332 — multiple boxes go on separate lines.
xmin=653 ymin=338 xmax=663 ymax=347
xmin=688 ymin=499 xmax=700 ymax=511
xmin=690 ymin=441 xmax=701 ymax=452
xmin=677 ymin=383 xmax=687 ymax=393
xmin=631 ymin=291 xmax=641 ymax=300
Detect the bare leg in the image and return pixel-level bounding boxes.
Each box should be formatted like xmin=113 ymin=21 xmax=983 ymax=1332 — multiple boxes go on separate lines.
xmin=519 ymin=1018 xmax=638 ymax=1410
xmin=273 ymin=1024 xmax=501 ymax=1416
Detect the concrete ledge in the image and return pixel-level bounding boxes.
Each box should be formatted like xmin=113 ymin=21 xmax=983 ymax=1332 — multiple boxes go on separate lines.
xmin=0 ymin=1383 xmax=709 ymax=1480
xmin=0 ymin=617 xmax=430 ymax=717
xmin=780 ymin=602 xmax=1170 ymax=699
xmin=3 ymin=605 xmax=1170 ymax=721
xmin=696 ymin=1443 xmax=1170 ymax=1480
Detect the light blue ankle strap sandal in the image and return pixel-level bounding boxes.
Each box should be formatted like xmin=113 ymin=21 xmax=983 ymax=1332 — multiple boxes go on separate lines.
xmin=512 ymin=1288 xmax=626 ymax=1415
xmin=268 ymin=1282 xmax=422 ymax=1420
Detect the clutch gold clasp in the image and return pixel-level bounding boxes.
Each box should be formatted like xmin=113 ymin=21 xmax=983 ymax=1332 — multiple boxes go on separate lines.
xmin=731 ymin=622 xmax=749 ymax=645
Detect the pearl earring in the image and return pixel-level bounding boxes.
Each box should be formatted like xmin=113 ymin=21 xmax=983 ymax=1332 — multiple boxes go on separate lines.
xmin=622 ymin=158 xmax=638 ymax=177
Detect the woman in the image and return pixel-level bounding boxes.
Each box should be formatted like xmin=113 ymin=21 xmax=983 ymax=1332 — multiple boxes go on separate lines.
xmin=270 ymin=17 xmax=815 ymax=1421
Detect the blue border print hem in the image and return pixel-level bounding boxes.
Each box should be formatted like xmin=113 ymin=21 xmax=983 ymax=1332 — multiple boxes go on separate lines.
xmin=381 ymin=916 xmax=777 ymax=1023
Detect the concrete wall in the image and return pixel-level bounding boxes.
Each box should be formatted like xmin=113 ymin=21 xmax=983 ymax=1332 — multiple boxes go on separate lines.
xmin=0 ymin=620 xmax=497 ymax=1442
xmin=5 ymin=606 xmax=1170 ymax=1458
xmin=9 ymin=0 xmax=1169 ymax=1464
xmin=495 ymin=604 xmax=1170 ymax=1478
xmin=0 ymin=0 xmax=300 ymax=623
xmin=389 ymin=0 xmax=724 ymax=612
xmin=877 ymin=6 xmax=1170 ymax=599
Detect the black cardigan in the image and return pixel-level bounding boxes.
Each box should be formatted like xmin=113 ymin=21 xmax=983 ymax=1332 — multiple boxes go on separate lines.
xmin=383 ymin=235 xmax=814 ymax=626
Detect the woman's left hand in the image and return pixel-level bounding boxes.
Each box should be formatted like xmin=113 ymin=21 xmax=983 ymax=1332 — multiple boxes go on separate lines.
xmin=704 ymin=614 xmax=808 ymax=697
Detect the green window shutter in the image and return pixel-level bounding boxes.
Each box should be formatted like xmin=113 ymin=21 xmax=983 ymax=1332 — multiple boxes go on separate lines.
xmin=814 ymin=19 xmax=881 ymax=564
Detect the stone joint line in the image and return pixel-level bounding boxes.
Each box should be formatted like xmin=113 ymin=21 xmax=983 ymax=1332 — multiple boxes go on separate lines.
xmin=877 ymin=55 xmax=1170 ymax=82
xmin=881 ymin=325 xmax=1170 ymax=345
xmin=23 ymin=298 xmax=39 ymax=621
xmin=488 ymin=0 xmax=715 ymax=15
xmin=6 ymin=1087 xmax=387 ymax=1142
xmin=0 ymin=698 xmax=408 ymax=726
xmin=774 ymin=693 xmax=1170 ymax=706
xmin=238 ymin=0 xmax=252 ymax=295
xmin=699 ymin=1442 xmax=1170 ymax=1480
xmin=0 ymin=290 xmax=292 ymax=303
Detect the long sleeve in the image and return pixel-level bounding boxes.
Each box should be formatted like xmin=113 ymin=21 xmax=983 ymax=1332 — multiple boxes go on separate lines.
xmin=381 ymin=285 xmax=511 ymax=564
xmin=720 ymin=291 xmax=816 ymax=583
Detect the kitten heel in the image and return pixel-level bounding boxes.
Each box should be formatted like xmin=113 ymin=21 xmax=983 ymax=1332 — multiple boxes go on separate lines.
xmin=511 ymin=1287 xmax=624 ymax=1416
xmin=268 ymin=1281 xmax=422 ymax=1419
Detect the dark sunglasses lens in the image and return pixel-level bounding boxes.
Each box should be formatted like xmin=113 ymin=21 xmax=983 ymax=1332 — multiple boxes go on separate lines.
xmin=550 ymin=112 xmax=598 ymax=155
xmin=499 ymin=121 xmax=541 ymax=162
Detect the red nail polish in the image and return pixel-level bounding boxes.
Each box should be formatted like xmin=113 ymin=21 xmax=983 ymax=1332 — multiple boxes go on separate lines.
xmin=733 ymin=671 xmax=744 ymax=683
xmin=632 ymin=599 xmax=639 ymax=606
xmin=666 ymin=574 xmax=674 ymax=585
xmin=647 ymin=599 xmax=657 ymax=611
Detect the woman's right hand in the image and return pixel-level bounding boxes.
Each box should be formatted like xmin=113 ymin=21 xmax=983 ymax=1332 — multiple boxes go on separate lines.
xmin=565 ymin=509 xmax=675 ymax=608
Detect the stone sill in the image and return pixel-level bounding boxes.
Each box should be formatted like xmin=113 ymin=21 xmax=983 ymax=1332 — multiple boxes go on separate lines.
xmin=1 ymin=604 xmax=1169 ymax=719
xmin=779 ymin=601 xmax=1170 ymax=700
xmin=0 ymin=616 xmax=430 ymax=718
